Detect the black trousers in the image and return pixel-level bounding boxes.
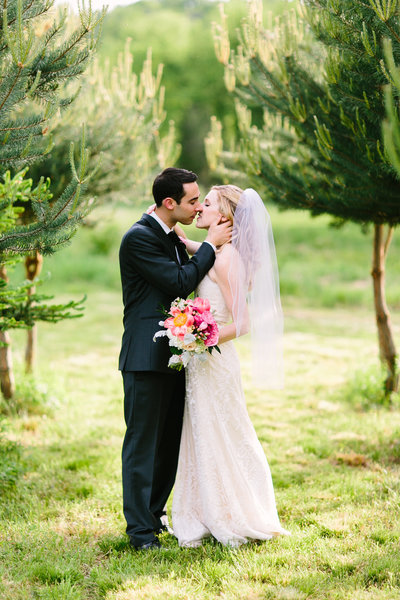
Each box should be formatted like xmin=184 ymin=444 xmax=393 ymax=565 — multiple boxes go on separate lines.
xmin=121 ymin=370 xmax=185 ymax=546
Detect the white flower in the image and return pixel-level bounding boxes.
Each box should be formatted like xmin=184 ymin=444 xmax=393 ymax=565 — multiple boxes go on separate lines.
xmin=174 ymin=298 xmax=186 ymax=311
xmin=168 ymin=355 xmax=182 ymax=366
xmin=153 ymin=330 xmax=167 ymax=342
xmin=182 ymin=341 xmax=197 ymax=352
xmin=169 ymin=337 xmax=183 ymax=349
xmin=181 ymin=351 xmax=190 ymax=367
xmin=183 ymin=333 xmax=196 ymax=344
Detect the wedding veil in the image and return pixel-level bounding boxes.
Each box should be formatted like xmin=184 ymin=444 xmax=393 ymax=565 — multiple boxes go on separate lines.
xmin=229 ymin=188 xmax=284 ymax=389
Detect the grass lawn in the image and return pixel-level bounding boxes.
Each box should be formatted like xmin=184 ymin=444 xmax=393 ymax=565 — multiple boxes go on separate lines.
xmin=0 ymin=207 xmax=399 ymax=599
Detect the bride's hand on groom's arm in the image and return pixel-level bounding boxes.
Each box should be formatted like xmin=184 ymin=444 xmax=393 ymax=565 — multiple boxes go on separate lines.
xmin=173 ymin=224 xmax=201 ymax=256
xmin=173 ymin=223 xmax=186 ymax=239
xmin=175 ymin=217 xmax=232 ymax=256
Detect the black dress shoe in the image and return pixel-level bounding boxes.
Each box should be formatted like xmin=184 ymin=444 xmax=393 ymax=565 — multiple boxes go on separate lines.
xmin=133 ymin=538 xmax=161 ymax=551
xmin=155 ymin=524 xmax=175 ymax=536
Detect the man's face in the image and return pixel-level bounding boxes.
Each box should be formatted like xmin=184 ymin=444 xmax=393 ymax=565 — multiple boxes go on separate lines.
xmin=171 ymin=182 xmax=201 ymax=225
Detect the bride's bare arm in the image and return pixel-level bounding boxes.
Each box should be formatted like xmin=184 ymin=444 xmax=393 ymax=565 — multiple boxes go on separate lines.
xmin=173 ymin=223 xmax=187 ymax=239
xmin=213 ymin=245 xmax=250 ymax=345
xmin=173 ymin=223 xmax=201 ymax=255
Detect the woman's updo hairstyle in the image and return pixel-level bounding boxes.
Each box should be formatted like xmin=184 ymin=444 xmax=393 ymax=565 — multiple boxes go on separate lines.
xmin=211 ymin=185 xmax=243 ymax=223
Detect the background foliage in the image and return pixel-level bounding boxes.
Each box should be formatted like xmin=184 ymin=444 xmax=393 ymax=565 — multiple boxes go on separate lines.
xmin=98 ymin=0 xmax=292 ymax=181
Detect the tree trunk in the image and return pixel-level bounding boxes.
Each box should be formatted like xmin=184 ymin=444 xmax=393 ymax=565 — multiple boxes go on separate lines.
xmin=24 ymin=251 xmax=43 ymax=373
xmin=371 ymin=224 xmax=398 ymax=394
xmin=0 ymin=330 xmax=15 ymax=400
xmin=0 ymin=266 xmax=15 ymax=399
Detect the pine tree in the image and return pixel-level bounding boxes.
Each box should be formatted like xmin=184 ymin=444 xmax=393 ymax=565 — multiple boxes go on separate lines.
xmin=0 ymin=0 xmax=105 ymax=398
xmin=0 ymin=0 xmax=105 ymax=252
xmin=27 ymin=39 xmax=180 ymax=206
xmin=207 ymin=0 xmax=400 ymax=393
xmin=17 ymin=34 xmax=179 ymax=372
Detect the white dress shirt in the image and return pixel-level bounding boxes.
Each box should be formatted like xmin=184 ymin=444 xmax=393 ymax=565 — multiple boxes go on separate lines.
xmin=149 ymin=212 xmax=216 ymax=261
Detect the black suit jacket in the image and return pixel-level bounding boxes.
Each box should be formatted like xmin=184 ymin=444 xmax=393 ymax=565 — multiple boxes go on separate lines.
xmin=119 ymin=213 xmax=215 ymax=373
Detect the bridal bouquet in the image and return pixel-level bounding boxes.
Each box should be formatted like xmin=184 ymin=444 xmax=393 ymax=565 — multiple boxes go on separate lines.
xmin=153 ymin=297 xmax=220 ymax=370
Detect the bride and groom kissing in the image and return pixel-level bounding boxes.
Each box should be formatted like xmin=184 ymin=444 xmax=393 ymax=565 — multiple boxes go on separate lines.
xmin=119 ymin=167 xmax=289 ymax=550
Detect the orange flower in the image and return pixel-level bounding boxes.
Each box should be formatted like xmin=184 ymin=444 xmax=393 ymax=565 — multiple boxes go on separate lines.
xmin=173 ymin=312 xmax=189 ymax=327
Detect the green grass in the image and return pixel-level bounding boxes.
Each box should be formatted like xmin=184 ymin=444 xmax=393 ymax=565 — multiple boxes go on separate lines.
xmin=0 ymin=206 xmax=400 ymax=599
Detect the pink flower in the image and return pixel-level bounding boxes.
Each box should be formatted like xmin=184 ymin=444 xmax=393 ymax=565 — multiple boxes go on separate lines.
xmin=184 ymin=304 xmax=194 ymax=316
xmin=193 ymin=313 xmax=205 ymax=328
xmin=198 ymin=310 xmax=219 ymax=346
xmin=164 ymin=317 xmax=175 ymax=331
xmin=175 ymin=325 xmax=193 ymax=340
xmin=164 ymin=312 xmax=194 ymax=339
xmin=192 ymin=297 xmax=210 ymax=314
xmin=204 ymin=322 xmax=219 ymax=346
xmin=169 ymin=299 xmax=194 ymax=318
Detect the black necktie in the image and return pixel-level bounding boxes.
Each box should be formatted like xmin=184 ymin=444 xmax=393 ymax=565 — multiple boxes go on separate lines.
xmin=168 ymin=230 xmax=186 ymax=264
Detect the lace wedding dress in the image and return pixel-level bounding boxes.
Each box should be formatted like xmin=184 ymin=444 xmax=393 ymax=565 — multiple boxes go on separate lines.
xmin=172 ymin=275 xmax=289 ymax=547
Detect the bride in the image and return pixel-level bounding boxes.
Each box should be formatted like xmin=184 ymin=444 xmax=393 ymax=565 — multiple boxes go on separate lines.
xmin=172 ymin=185 xmax=289 ymax=547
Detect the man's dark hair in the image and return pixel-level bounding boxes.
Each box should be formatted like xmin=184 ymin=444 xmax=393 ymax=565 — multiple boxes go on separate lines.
xmin=152 ymin=167 xmax=198 ymax=207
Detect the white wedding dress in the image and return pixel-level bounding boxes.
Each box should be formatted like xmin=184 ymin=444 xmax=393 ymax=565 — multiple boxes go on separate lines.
xmin=172 ymin=274 xmax=289 ymax=547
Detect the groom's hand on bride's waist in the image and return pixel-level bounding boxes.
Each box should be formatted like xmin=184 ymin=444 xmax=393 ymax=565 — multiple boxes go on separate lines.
xmin=206 ymin=219 xmax=232 ymax=248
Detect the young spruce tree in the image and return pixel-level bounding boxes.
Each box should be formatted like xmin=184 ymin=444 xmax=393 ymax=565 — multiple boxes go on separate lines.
xmin=208 ymin=0 xmax=400 ymax=393
xmin=0 ymin=0 xmax=105 ymax=398
xmin=18 ymin=34 xmax=179 ymax=373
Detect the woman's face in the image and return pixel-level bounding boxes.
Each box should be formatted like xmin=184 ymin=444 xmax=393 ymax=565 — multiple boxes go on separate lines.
xmin=196 ymin=190 xmax=221 ymax=230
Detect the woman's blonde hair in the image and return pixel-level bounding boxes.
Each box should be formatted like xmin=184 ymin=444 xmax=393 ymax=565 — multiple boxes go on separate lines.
xmin=211 ymin=185 xmax=243 ymax=223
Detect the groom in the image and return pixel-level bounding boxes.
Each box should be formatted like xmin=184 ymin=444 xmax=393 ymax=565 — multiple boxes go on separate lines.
xmin=119 ymin=167 xmax=231 ymax=550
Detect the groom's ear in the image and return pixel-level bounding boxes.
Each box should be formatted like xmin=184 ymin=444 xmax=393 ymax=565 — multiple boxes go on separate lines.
xmin=163 ymin=197 xmax=176 ymax=211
